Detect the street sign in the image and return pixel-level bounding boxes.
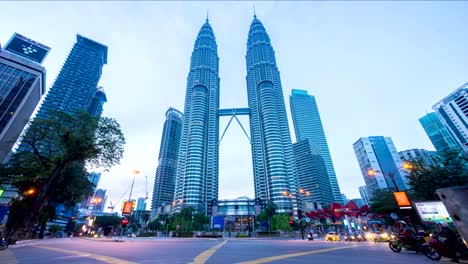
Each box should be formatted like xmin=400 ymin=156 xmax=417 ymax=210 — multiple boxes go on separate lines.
xmin=305 ymin=217 xmax=311 ymax=223
xmin=122 ymin=201 xmax=134 ymax=215
xmin=390 ymin=213 xmax=398 ymax=220
xmin=211 ymin=216 xmax=225 ymax=229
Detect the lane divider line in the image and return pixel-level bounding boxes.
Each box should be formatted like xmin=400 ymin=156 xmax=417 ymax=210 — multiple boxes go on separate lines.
xmin=34 ymin=245 xmax=137 ymax=264
xmin=237 ymin=245 xmax=359 ymax=264
xmin=191 ymin=239 xmax=228 ymax=264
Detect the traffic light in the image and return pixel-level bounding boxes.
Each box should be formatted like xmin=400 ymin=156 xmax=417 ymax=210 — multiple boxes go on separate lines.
xmin=289 ymin=214 xmax=294 ymax=227
xmin=289 ymin=220 xmax=294 ymax=227
xmin=121 ymin=217 xmax=129 ymax=228
xmin=297 ymin=209 xmax=303 ymax=219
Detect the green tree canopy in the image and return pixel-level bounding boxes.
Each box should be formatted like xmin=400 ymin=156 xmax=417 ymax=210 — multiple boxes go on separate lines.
xmin=407 ymin=150 xmax=468 ymax=200
xmin=0 ymin=110 xmax=125 ymax=240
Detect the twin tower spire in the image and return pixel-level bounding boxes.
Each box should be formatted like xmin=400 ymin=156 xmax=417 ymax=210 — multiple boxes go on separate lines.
xmin=174 ymin=15 xmax=297 ymax=214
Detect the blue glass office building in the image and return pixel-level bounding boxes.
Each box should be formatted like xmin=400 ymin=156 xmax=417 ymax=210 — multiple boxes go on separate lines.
xmin=293 ymin=139 xmax=334 ymax=206
xmin=152 ymin=108 xmax=183 ymax=212
xmin=174 ymin=19 xmax=220 ymax=213
xmin=419 ymin=112 xmax=459 ymax=153
xmin=290 ymin=89 xmax=342 ymax=203
xmin=246 ymin=16 xmax=297 ymax=213
xmin=35 ymin=35 xmax=107 ymax=119
xmin=353 ymin=136 xmax=409 ymax=198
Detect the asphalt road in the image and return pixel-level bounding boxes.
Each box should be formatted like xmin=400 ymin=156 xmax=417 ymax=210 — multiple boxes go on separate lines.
xmin=0 ymin=238 xmax=450 ymax=264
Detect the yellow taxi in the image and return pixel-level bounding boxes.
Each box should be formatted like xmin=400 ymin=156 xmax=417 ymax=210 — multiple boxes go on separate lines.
xmin=325 ymin=232 xmax=341 ymax=241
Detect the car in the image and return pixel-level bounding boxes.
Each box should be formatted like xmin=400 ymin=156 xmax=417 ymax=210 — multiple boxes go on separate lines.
xmin=325 ymin=232 xmax=340 ymax=241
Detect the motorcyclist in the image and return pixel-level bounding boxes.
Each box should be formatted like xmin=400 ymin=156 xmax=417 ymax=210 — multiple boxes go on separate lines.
xmin=398 ymin=221 xmax=417 ymax=246
xmin=435 ymin=222 xmax=459 ymax=263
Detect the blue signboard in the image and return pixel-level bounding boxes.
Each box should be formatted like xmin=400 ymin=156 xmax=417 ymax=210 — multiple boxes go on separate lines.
xmin=211 ymin=216 xmax=224 ymax=229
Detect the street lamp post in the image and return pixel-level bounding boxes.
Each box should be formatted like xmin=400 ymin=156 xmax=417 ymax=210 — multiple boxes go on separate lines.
xmin=282 ymin=189 xmax=310 ymax=240
xmin=367 ymin=162 xmax=413 ymax=192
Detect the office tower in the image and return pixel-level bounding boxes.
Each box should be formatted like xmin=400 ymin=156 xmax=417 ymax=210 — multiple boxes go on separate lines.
xmin=358 ymin=186 xmax=370 ymax=205
xmin=399 ymin=149 xmax=436 ymax=168
xmin=341 ymin=193 xmax=349 ymax=204
xmin=87 ymin=86 xmax=107 ymax=117
xmin=34 ymin=34 xmax=107 ymax=119
xmin=419 ymin=112 xmax=460 ymax=153
xmin=174 ymin=19 xmax=220 ymax=213
xmin=0 ymin=33 xmax=50 ymax=205
xmin=88 ymin=172 xmax=101 ymax=190
xmin=432 ymin=83 xmax=468 ymax=153
xmin=91 ymin=188 xmax=106 ymax=212
xmin=136 ymin=197 xmax=146 ymax=211
xmin=17 ymin=34 xmax=108 ymax=154
xmin=353 ymin=136 xmax=409 ymax=199
xmin=0 ymin=33 xmax=50 ymax=163
xmin=293 ymin=139 xmax=334 ymax=207
xmin=246 ymin=15 xmax=297 ymax=213
xmin=290 ymin=89 xmax=342 ymax=203
xmin=152 ymin=108 xmax=183 ymax=212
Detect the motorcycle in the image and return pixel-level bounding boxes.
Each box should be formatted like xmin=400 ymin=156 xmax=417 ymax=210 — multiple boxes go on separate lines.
xmin=421 ymin=234 xmax=468 ymax=261
xmin=388 ymin=232 xmax=431 ymax=255
xmin=0 ymin=237 xmax=9 ymax=250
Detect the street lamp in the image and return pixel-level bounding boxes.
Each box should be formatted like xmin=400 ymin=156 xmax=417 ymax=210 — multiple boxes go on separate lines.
xmin=282 ymin=189 xmax=311 ymax=240
xmin=24 ymin=188 xmax=36 ymax=196
xmin=366 ymin=162 xmax=413 ymax=192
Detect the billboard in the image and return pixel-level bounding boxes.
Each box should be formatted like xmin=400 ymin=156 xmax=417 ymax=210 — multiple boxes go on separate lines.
xmin=4 ymin=33 xmax=50 ymax=64
xmin=393 ymin=192 xmax=411 ymax=209
xmin=122 ymin=201 xmax=134 ymax=215
xmin=415 ymin=201 xmax=453 ymax=223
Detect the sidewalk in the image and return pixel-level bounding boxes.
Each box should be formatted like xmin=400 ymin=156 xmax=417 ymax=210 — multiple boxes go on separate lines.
xmin=9 ymin=237 xmax=76 ymax=248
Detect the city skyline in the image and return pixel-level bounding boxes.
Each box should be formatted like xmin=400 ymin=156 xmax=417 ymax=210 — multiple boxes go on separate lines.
xmin=1 ymin=2 xmax=467 ymax=212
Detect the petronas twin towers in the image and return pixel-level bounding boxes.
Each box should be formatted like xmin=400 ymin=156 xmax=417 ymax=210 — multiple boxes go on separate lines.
xmin=174 ymin=16 xmax=297 ymax=214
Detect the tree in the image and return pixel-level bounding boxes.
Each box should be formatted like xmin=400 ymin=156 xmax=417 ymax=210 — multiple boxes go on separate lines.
xmin=147 ymin=219 xmax=161 ymax=232
xmin=272 ymin=213 xmax=292 ymax=231
xmin=0 ymin=110 xmax=125 ymax=241
xmin=407 ymin=150 xmax=468 ymax=200
xmin=258 ymin=201 xmax=277 ymax=232
xmin=369 ymin=189 xmax=399 ymax=215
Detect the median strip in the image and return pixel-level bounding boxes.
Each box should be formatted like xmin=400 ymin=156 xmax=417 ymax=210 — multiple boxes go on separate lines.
xmin=34 ymin=245 xmax=137 ymax=264
xmin=191 ymin=239 xmax=228 ymax=264
xmin=237 ymin=245 xmax=359 ymax=264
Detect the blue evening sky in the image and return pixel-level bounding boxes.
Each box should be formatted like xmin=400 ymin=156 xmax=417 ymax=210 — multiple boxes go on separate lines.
xmin=1 ymin=1 xmax=467 ymax=211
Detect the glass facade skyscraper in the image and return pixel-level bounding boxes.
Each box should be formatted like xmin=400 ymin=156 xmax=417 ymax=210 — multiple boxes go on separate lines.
xmin=174 ymin=19 xmax=220 ymax=213
xmin=246 ymin=16 xmax=297 ymax=213
xmin=290 ymin=89 xmax=342 ymax=203
xmin=432 ymin=83 xmax=468 ymax=153
xmin=34 ymin=35 xmax=108 ymax=119
xmin=17 ymin=34 xmax=107 ymax=153
xmin=293 ymin=139 xmax=333 ymax=206
xmin=0 ymin=33 xmax=50 ymax=164
xmin=152 ymin=107 xmax=183 ymax=212
xmin=353 ymin=136 xmax=409 ymax=199
xmin=419 ymin=112 xmax=459 ymax=153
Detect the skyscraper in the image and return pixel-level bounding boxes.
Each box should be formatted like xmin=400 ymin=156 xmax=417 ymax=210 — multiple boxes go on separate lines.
xmin=290 ymin=89 xmax=342 ymax=203
xmin=88 ymin=172 xmax=101 ymax=190
xmin=0 ymin=33 xmax=50 ymax=163
xmin=353 ymin=136 xmax=409 ymax=199
xmin=358 ymin=186 xmax=370 ymax=205
xmin=399 ymin=149 xmax=436 ymax=168
xmin=174 ymin=19 xmax=220 ymax=213
xmin=87 ymin=86 xmax=107 ymax=117
xmin=152 ymin=107 xmax=183 ymax=212
xmin=419 ymin=112 xmax=459 ymax=153
xmin=293 ymin=139 xmax=333 ymax=207
xmin=0 ymin=33 xmax=50 ymax=204
xmin=432 ymin=83 xmax=468 ymax=153
xmin=246 ymin=16 xmax=297 ymax=213
xmin=34 ymin=34 xmax=108 ymax=119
